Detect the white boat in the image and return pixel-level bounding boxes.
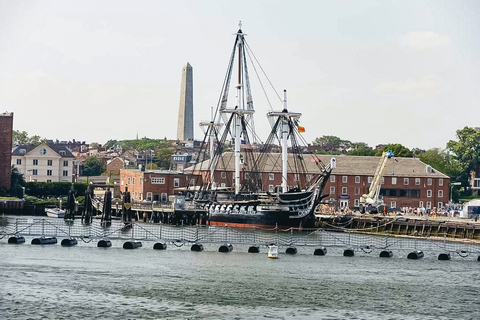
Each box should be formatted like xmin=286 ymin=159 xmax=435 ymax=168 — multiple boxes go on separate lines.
xmin=267 ymin=245 xmax=279 ymax=259
xmin=46 ymin=208 xmax=65 ymax=218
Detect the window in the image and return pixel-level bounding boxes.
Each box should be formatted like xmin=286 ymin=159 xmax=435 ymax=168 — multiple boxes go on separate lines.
xmin=161 ymin=193 xmax=168 ymax=202
xmin=355 ymin=176 xmax=360 ymax=183
xmin=419 ymin=201 xmax=424 ymax=208
xmin=342 ymin=176 xmax=348 ymax=183
xmin=427 ymin=190 xmax=432 ymax=197
xmin=438 ymin=190 xmax=443 ymax=198
xmin=47 ymin=160 xmax=52 ymax=166
xmin=294 ymin=174 xmax=299 ymax=181
xmin=269 ymin=173 xmax=275 ymax=181
xmin=330 ymin=175 xmax=335 ymax=183
xmin=391 ymin=177 xmax=397 ymax=185
xmin=342 ymin=187 xmax=347 ymax=194
xmin=63 ymin=160 xmax=68 ymax=166
xmin=381 ymin=177 xmax=385 ymax=184
xmin=33 ymin=159 xmax=38 ymax=165
xmin=59 ymin=150 xmax=66 ymax=155
xmin=174 ymin=178 xmax=180 ymax=187
xmin=439 ymin=179 xmax=443 ymax=186
xmin=20 ymin=149 xmax=26 ymax=154
xmin=426 ymin=202 xmax=432 ymax=209
xmin=427 ymin=178 xmax=432 ymax=186
xmin=330 ymin=186 xmax=335 ymax=195
xmin=140 ymin=178 xmax=142 ymax=186
xmin=415 ymin=178 xmax=420 ymax=185
xmin=127 ymin=177 xmax=131 ymax=184
xmin=32 ymin=169 xmax=37 ymax=175
xmin=269 ymin=185 xmax=274 ymax=192
xmin=146 ymin=192 xmax=152 ymax=201
xmin=354 ymin=199 xmax=359 ymax=206
xmin=390 ymin=201 xmax=396 ymax=208
xmin=190 ymin=179 xmax=195 ymax=186
xmin=132 ymin=177 xmax=135 ymax=185
xmin=63 ymin=170 xmax=68 ymax=176
xmin=306 ymin=174 xmax=312 ymax=182
xmin=438 ymin=202 xmax=443 ymax=209
xmin=221 ymin=172 xmax=227 ymax=179
xmin=355 ymin=187 xmax=360 ymax=195
xmin=404 ymin=178 xmax=409 ymax=185
xmin=151 ymin=177 xmax=165 ymax=184
xmin=16 ymin=159 xmax=21 ymax=165
xmin=220 ymin=183 xmax=226 ymax=188
xmin=368 ymin=177 xmax=373 ymax=183
xmin=47 ymin=170 xmax=52 ymax=176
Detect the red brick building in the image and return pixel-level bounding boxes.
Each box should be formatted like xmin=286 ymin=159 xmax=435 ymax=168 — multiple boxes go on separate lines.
xmin=119 ymin=169 xmax=197 ymax=202
xmin=0 ymin=112 xmax=13 ymax=191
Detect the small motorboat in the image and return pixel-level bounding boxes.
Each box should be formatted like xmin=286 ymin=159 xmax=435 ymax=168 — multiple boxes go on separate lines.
xmin=267 ymin=245 xmax=279 ymax=259
xmin=45 ymin=208 xmax=65 ymax=218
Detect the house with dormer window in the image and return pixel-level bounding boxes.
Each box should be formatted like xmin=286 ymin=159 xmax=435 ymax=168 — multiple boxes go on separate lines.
xmin=12 ymin=143 xmax=75 ymax=182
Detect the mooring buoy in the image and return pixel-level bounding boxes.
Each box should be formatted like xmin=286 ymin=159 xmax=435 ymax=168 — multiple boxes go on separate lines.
xmin=123 ymin=241 xmax=142 ymax=249
xmin=31 ymin=237 xmax=57 ymax=245
xmin=219 ymin=243 xmax=233 ymax=252
xmin=97 ymin=239 xmax=112 ymax=247
xmin=438 ymin=252 xmax=451 ymax=260
xmin=191 ymin=243 xmax=204 ymax=252
xmin=153 ymin=242 xmax=167 ymax=250
xmin=314 ymin=247 xmax=327 ymax=256
xmin=407 ymin=250 xmax=424 ymax=259
xmin=8 ymin=236 xmax=25 ymax=244
xmin=379 ymin=250 xmax=393 ymax=258
xmin=248 ymin=245 xmax=260 ymax=253
xmin=343 ymin=248 xmax=355 ymax=257
xmin=286 ymin=247 xmax=297 ymax=255
xmin=61 ymin=238 xmax=78 ymax=246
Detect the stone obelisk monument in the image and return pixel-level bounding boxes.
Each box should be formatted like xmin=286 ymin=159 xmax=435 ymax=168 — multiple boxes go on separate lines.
xmin=177 ymin=62 xmax=193 ymax=141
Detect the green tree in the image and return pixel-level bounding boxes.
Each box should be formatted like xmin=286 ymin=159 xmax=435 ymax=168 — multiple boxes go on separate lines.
xmin=104 ymin=140 xmax=118 ymax=148
xmin=375 ymin=144 xmax=412 ymax=157
xmin=82 ymin=157 xmax=103 ymax=176
xmin=313 ymin=135 xmax=351 ymax=154
xmin=155 ymin=148 xmax=175 ymax=169
xmin=418 ymin=148 xmax=461 ymax=177
xmin=13 ymin=130 xmax=29 ymax=145
xmin=346 ymin=142 xmax=376 ymax=156
xmin=447 ymin=126 xmax=480 ymax=187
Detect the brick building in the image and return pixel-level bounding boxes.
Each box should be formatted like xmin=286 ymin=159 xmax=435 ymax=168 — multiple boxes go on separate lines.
xmin=189 ymin=153 xmax=450 ymax=211
xmin=119 ymin=169 xmax=197 ymax=202
xmin=0 ymin=112 xmax=13 ymax=191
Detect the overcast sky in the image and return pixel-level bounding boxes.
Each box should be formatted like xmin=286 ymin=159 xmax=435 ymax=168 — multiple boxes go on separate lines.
xmin=1 ymin=0 xmax=479 ymax=150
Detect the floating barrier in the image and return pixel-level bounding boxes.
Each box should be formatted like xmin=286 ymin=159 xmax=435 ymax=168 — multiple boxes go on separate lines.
xmin=153 ymin=242 xmax=167 ymax=250
xmin=31 ymin=237 xmax=57 ymax=245
xmin=478 ymin=255 xmax=480 ymax=262
xmin=191 ymin=243 xmax=204 ymax=252
xmin=407 ymin=250 xmax=424 ymax=259
xmin=314 ymin=247 xmax=327 ymax=256
xmin=438 ymin=252 xmax=451 ymax=260
xmin=285 ymin=247 xmax=297 ymax=255
xmin=219 ymin=243 xmax=233 ymax=253
xmin=8 ymin=236 xmax=25 ymax=244
xmin=379 ymin=250 xmax=393 ymax=258
xmin=343 ymin=248 xmax=355 ymax=257
xmin=123 ymin=241 xmax=142 ymax=249
xmin=97 ymin=239 xmax=112 ymax=247
xmin=248 ymin=245 xmax=260 ymax=253
xmin=61 ymin=238 xmax=78 ymax=246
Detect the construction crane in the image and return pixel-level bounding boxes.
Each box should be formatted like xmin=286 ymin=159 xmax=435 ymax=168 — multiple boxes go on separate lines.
xmin=359 ymin=150 xmax=394 ymax=214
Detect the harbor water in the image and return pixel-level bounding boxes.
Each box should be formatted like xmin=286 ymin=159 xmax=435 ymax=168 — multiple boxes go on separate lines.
xmin=1 ymin=234 xmax=480 ymax=320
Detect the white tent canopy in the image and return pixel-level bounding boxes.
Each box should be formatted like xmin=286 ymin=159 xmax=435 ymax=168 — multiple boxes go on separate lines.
xmin=460 ymin=199 xmax=480 ymax=218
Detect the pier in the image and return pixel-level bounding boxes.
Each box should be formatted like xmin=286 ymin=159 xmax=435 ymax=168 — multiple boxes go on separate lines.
xmin=1 ymin=216 xmax=480 ymax=260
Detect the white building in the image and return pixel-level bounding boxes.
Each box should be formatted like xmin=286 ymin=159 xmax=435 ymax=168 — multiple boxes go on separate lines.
xmin=12 ymin=143 xmax=75 ymax=182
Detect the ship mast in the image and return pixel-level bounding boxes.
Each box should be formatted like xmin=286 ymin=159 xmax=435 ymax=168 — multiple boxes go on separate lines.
xmin=267 ymin=90 xmax=302 ymax=193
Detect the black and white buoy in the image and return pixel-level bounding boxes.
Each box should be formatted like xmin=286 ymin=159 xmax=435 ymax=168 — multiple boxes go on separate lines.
xmin=153 ymin=242 xmax=167 ymax=250
xmin=191 ymin=243 xmax=204 ymax=252
xmin=248 ymin=245 xmax=260 ymax=253
xmin=219 ymin=243 xmax=233 ymax=252
xmin=314 ymin=247 xmax=327 ymax=256
xmin=123 ymin=241 xmax=142 ymax=249
xmin=379 ymin=250 xmax=393 ymax=258
xmin=343 ymin=248 xmax=355 ymax=257
xmin=286 ymin=247 xmax=297 ymax=255
xmin=8 ymin=236 xmax=25 ymax=244
xmin=61 ymin=238 xmax=78 ymax=246
xmin=97 ymin=239 xmax=112 ymax=247
xmin=438 ymin=252 xmax=451 ymax=260
xmin=31 ymin=237 xmax=57 ymax=245
xmin=407 ymin=250 xmax=424 ymax=259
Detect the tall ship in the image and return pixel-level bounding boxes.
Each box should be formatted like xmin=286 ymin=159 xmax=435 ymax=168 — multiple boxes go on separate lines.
xmin=177 ymin=24 xmax=333 ymax=229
